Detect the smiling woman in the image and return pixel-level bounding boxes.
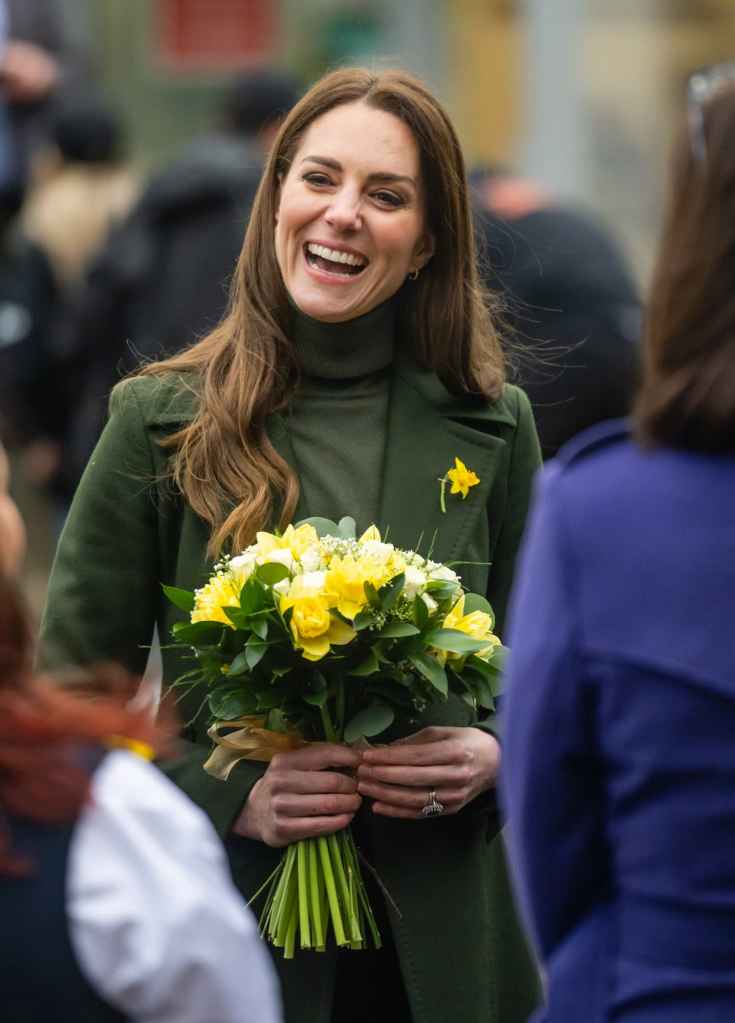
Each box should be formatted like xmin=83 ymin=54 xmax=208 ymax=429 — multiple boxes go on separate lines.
xmin=40 ymin=68 xmax=542 ymax=1023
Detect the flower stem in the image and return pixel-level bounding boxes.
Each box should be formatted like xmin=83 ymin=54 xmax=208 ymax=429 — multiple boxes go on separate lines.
xmin=318 ymin=835 xmax=346 ymax=945
xmin=308 ymin=838 xmax=325 ymax=950
xmin=297 ymin=840 xmax=311 ymax=949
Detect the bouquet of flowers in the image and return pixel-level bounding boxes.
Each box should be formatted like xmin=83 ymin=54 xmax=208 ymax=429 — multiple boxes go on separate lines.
xmin=164 ymin=517 xmax=505 ymax=958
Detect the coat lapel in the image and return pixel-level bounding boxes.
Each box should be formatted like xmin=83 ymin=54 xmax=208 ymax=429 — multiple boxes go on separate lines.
xmin=377 ymin=357 xmax=517 ymax=567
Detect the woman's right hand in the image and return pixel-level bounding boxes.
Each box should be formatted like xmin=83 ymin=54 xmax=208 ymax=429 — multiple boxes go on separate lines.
xmin=232 ymin=744 xmax=362 ymax=847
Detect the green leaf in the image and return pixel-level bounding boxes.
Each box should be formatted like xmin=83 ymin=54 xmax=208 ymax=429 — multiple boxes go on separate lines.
xmin=255 ymin=562 xmax=291 ymax=587
xmin=413 ymin=595 xmax=429 ymax=630
xmin=462 ymin=592 xmax=494 ymax=618
xmin=488 ymin=644 xmax=508 ymax=671
xmin=377 ymin=621 xmax=421 ymax=639
xmin=344 ymin=703 xmax=395 ymax=743
xmin=265 ymin=708 xmax=290 ymax=733
xmin=239 ymin=579 xmax=266 ymax=615
xmin=250 ymin=616 xmax=269 ymax=640
xmin=162 ymin=584 xmax=195 ymax=613
xmin=172 ymin=620 xmax=224 ymax=645
xmin=377 ymin=572 xmax=405 ymax=611
xmin=364 ymin=581 xmax=381 ymax=609
xmin=223 ymin=607 xmax=250 ymax=630
xmin=425 ymin=580 xmax=460 ymax=602
xmin=425 ymin=628 xmax=492 ymax=655
xmin=226 ymin=651 xmax=251 ymax=676
xmin=208 ymin=688 xmax=257 ymax=720
xmin=408 ymin=652 xmax=448 ymax=696
xmin=349 ymin=649 xmax=380 ymax=676
xmin=353 ymin=608 xmax=378 ymax=631
xmin=304 ymin=690 xmax=328 ymax=708
xmin=245 ymin=640 xmax=268 ymax=670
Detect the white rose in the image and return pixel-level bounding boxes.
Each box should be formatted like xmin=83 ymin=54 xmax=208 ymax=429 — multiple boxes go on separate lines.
xmin=300 ymin=546 xmax=324 ymax=573
xmin=421 ymin=593 xmax=438 ymax=614
xmin=402 ymin=565 xmax=427 ymax=600
xmin=229 ymin=550 xmax=257 ymax=577
xmin=298 ymin=570 xmax=327 ymax=594
xmin=429 ymin=564 xmax=459 ymax=584
xmin=360 ymin=540 xmax=394 ymax=562
xmin=258 ymin=547 xmax=294 ymax=570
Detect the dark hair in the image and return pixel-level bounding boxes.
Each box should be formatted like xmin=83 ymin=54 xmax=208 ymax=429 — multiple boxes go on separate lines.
xmin=222 ymin=69 xmax=301 ymax=137
xmin=137 ymin=67 xmax=504 ymax=556
xmin=0 ymin=576 xmax=169 ymax=877
xmin=634 ymin=82 xmax=735 ymax=452
xmin=51 ymin=96 xmax=126 ymax=164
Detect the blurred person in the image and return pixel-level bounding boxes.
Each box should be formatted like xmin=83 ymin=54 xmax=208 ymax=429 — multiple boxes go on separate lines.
xmin=501 ymin=67 xmax=735 ymax=1023
xmin=40 ymin=67 xmax=542 ymax=1023
xmin=473 ymin=165 xmax=641 ymax=458
xmin=57 ymin=67 xmax=301 ymax=501
xmin=0 ymin=0 xmax=92 ymax=194
xmin=0 ymin=440 xmax=282 ymax=1022
xmin=22 ymin=95 xmax=139 ymax=290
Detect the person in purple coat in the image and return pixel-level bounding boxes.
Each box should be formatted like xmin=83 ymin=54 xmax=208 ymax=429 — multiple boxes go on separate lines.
xmin=500 ymin=66 xmax=735 ymax=1023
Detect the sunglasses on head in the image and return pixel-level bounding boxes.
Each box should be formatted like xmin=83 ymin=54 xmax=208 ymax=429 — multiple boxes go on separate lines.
xmin=687 ymin=62 xmax=735 ymax=163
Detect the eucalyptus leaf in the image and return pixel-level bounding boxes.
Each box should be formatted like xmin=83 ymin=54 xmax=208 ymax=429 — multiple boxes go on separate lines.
xmin=161 ymin=584 xmax=195 ymax=613
xmin=344 ymin=703 xmax=395 ymax=743
xmin=296 ymin=516 xmax=341 ymax=538
xmin=336 ymin=516 xmax=357 ymax=539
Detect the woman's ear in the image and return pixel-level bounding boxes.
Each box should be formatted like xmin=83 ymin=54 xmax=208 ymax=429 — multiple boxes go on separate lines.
xmin=413 ymin=231 xmax=436 ymax=273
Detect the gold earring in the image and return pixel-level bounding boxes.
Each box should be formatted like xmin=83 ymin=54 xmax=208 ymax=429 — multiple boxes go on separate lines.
xmin=409 ymin=268 xmax=420 ymax=280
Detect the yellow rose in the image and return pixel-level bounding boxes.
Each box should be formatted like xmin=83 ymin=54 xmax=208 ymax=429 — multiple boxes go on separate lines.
xmin=280 ymin=574 xmax=355 ymax=661
xmin=443 ymin=595 xmax=500 ymax=661
xmin=191 ymin=571 xmax=243 ymax=627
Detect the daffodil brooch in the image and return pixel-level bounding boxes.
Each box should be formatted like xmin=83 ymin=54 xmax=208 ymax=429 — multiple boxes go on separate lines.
xmin=439 ymin=457 xmax=480 ymax=513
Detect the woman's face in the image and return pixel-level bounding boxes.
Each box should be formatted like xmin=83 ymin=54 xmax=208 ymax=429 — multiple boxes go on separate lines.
xmin=274 ymin=100 xmax=434 ymax=323
xmin=0 ymin=447 xmax=25 ymax=578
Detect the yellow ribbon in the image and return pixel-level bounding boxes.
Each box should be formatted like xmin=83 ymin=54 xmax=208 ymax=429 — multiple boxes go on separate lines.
xmin=203 ymin=716 xmax=306 ymax=780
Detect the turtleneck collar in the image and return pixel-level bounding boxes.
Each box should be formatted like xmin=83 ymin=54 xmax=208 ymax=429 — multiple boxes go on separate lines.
xmin=289 ymin=296 xmax=397 ymax=381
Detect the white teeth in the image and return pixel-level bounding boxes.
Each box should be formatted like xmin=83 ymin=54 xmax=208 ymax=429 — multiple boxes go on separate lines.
xmin=306 ymin=242 xmax=367 ymax=268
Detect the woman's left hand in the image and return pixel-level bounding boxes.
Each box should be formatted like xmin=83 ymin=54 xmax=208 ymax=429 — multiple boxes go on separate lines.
xmin=356 ymin=726 xmax=500 ymax=819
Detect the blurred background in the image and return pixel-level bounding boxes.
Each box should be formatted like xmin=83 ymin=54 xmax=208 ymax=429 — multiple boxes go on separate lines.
xmin=5 ymin=0 xmax=734 ymax=613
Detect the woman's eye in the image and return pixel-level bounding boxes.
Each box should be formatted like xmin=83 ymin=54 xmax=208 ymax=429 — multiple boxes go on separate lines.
xmin=303 ymin=172 xmax=332 ymax=187
xmin=373 ymin=190 xmax=404 ymax=208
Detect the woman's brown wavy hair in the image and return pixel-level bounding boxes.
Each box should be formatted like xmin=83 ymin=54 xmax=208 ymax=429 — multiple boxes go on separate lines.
xmin=135 ymin=67 xmax=505 ymax=556
xmin=635 ymin=81 xmax=735 ymax=452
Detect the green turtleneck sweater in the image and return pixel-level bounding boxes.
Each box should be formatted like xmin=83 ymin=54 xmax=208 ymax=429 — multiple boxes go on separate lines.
xmin=287 ymin=300 xmax=396 ymax=532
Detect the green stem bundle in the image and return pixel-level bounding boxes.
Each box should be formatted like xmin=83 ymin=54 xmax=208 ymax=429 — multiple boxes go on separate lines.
xmin=257 ymin=829 xmax=381 ymax=959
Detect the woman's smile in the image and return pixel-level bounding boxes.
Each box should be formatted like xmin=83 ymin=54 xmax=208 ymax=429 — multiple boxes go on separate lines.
xmin=274 ymin=101 xmax=434 ymax=322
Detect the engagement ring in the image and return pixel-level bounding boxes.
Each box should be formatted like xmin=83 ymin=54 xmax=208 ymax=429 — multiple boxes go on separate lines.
xmin=421 ymin=790 xmax=444 ymax=817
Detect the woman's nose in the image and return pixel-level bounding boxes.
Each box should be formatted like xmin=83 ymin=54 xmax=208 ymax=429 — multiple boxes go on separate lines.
xmin=324 ymin=190 xmax=362 ymax=232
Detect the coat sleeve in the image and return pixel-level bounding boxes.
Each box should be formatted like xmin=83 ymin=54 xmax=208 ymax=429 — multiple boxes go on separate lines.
xmin=39 ymin=380 xmax=160 ymax=676
xmin=499 ymin=465 xmax=609 ymax=958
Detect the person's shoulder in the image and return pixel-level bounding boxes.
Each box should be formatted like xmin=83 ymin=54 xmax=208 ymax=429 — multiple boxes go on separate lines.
xmin=554 ymin=418 xmax=632 ymax=471
xmin=110 ymin=372 xmax=200 ymax=426
xmin=540 ymin=419 xmax=635 ymax=508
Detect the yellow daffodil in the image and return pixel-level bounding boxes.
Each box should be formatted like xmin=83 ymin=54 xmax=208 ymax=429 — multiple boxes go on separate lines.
xmin=255 ymin=523 xmax=319 ymax=563
xmin=358 ymin=524 xmax=382 ymax=543
xmin=447 ymin=457 xmax=480 ymax=499
xmin=326 ymin=555 xmax=371 ymax=620
xmin=443 ymin=594 xmax=500 ymax=661
xmin=191 ymin=571 xmax=243 ymax=627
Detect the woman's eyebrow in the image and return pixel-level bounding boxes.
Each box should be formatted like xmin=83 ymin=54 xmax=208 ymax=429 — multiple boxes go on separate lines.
xmin=300 ymin=155 xmax=417 ymax=187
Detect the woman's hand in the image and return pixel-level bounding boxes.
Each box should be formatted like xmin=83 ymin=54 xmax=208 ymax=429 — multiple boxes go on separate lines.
xmin=232 ymin=743 xmax=362 ymax=847
xmin=356 ymin=726 xmax=500 ymax=819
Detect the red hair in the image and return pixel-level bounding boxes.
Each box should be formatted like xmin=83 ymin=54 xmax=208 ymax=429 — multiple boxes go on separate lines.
xmin=0 ymin=577 xmax=172 ymax=875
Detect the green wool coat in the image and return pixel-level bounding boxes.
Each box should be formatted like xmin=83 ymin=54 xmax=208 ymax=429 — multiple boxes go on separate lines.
xmin=40 ymin=356 xmax=543 ymax=1023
